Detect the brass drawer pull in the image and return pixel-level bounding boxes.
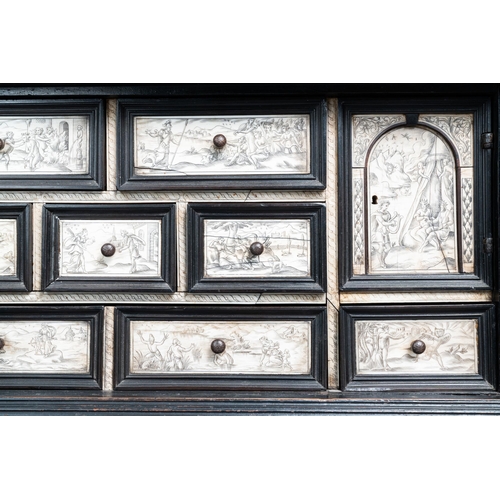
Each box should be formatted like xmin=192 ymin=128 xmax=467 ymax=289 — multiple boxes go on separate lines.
xmin=100 ymin=243 xmax=116 ymax=257
xmin=411 ymin=340 xmax=426 ymax=354
xmin=249 ymin=241 xmax=264 ymax=256
xmin=213 ymin=134 xmax=227 ymax=148
xmin=211 ymin=339 xmax=226 ymax=354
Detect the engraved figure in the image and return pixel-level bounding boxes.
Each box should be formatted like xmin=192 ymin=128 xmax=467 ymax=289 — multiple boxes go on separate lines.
xmin=414 ymin=327 xmax=451 ymax=370
xmin=166 ymin=338 xmax=195 ymax=371
xmin=64 ymin=228 xmax=92 ymax=273
xmin=138 ymin=332 xmax=168 ymax=370
xmin=118 ymin=230 xmax=146 ymax=273
xmin=213 ymin=349 xmax=234 ymax=370
xmin=371 ymin=201 xmax=402 ymax=268
xmin=143 ymin=120 xmax=180 ymax=169
xmin=0 ymin=132 xmax=16 ymax=169
xmin=39 ymin=323 xmax=57 ymax=358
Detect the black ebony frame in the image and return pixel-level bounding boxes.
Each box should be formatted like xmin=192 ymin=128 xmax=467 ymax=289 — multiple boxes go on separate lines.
xmin=0 ymin=305 xmax=103 ymax=389
xmin=0 ymin=99 xmax=105 ymax=190
xmin=42 ymin=203 xmax=176 ymax=293
xmin=187 ymin=202 xmax=326 ymax=293
xmin=339 ymin=303 xmax=496 ymax=393
xmin=339 ymin=96 xmax=493 ymax=291
xmin=116 ymin=97 xmax=327 ymax=191
xmin=0 ymin=203 xmax=32 ymax=292
xmin=114 ymin=305 xmax=328 ymax=391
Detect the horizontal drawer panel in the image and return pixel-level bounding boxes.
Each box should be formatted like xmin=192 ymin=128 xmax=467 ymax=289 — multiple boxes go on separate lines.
xmin=114 ymin=305 xmax=328 ymax=391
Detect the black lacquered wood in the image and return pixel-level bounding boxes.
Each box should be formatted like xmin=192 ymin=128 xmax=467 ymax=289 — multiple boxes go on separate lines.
xmin=411 ymin=340 xmax=426 ymax=354
xmin=211 ymin=339 xmax=226 ymax=354
xmin=101 ymin=243 xmax=116 ymax=257
xmin=213 ymin=134 xmax=227 ymax=148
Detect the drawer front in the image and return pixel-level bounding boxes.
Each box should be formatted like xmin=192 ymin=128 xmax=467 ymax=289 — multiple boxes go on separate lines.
xmin=114 ymin=306 xmax=327 ymax=391
xmin=117 ymin=98 xmax=326 ymax=190
xmin=42 ymin=203 xmax=176 ymax=293
xmin=0 ymin=306 xmax=103 ymax=389
xmin=340 ymin=304 xmax=496 ymax=392
xmin=187 ymin=203 xmax=326 ymax=293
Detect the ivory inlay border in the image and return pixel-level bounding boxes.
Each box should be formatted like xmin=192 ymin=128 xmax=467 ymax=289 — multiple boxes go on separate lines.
xmin=340 ymin=291 xmax=493 ymax=304
xmin=103 ymin=306 xmax=115 ymax=391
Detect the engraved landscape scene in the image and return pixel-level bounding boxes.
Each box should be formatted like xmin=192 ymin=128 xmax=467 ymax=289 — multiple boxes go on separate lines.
xmin=130 ymin=321 xmax=311 ymax=374
xmin=134 ymin=115 xmax=310 ymax=175
xmin=60 ymin=220 xmax=161 ymax=277
xmin=366 ymin=126 xmax=459 ymax=273
xmin=356 ymin=319 xmax=478 ymax=374
xmin=0 ymin=321 xmax=90 ymax=373
xmin=0 ymin=220 xmax=16 ymax=276
xmin=204 ymin=219 xmax=311 ymax=278
xmin=0 ymin=116 xmax=89 ymax=174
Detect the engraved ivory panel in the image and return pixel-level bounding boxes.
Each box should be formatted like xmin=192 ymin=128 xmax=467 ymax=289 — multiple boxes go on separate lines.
xmin=0 ymin=116 xmax=89 ymax=174
xmin=0 ymin=220 xmax=16 ymax=276
xmin=203 ymin=219 xmax=311 ymax=278
xmin=130 ymin=320 xmax=311 ymax=374
xmin=134 ymin=115 xmax=310 ymax=175
xmin=59 ymin=220 xmax=162 ymax=277
xmin=366 ymin=126 xmax=459 ymax=274
xmin=0 ymin=321 xmax=91 ymax=373
xmin=356 ymin=319 xmax=478 ymax=374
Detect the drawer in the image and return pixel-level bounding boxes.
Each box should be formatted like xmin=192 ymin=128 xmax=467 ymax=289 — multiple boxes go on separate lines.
xmin=42 ymin=203 xmax=176 ymax=292
xmin=339 ymin=304 xmax=496 ymax=392
xmin=0 ymin=306 xmax=103 ymax=389
xmin=0 ymin=99 xmax=105 ymax=190
xmin=0 ymin=203 xmax=32 ymax=292
xmin=117 ymin=98 xmax=326 ymax=190
xmin=114 ymin=305 xmax=327 ymax=391
xmin=187 ymin=203 xmax=326 ymax=293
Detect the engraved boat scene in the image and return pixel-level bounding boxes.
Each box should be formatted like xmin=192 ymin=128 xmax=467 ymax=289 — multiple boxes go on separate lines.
xmin=366 ymin=126 xmax=460 ymax=273
xmin=60 ymin=220 xmax=161 ymax=277
xmin=356 ymin=319 xmax=478 ymax=374
xmin=204 ymin=219 xmax=311 ymax=278
xmin=0 ymin=220 xmax=16 ymax=276
xmin=0 ymin=321 xmax=90 ymax=373
xmin=0 ymin=116 xmax=89 ymax=174
xmin=134 ymin=115 xmax=310 ymax=175
xmin=130 ymin=320 xmax=311 ymax=374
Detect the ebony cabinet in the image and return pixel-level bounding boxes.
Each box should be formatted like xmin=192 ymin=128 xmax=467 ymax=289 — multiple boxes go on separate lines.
xmin=0 ymin=84 xmax=498 ymax=414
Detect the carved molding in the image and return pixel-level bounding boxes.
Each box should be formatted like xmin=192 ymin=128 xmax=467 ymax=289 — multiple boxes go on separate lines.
xmin=419 ymin=114 xmax=473 ymax=167
xmin=352 ymin=115 xmax=405 ymax=167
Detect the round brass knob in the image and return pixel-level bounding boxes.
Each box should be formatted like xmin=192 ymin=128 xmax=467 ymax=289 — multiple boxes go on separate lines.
xmin=0 ymin=138 xmax=4 ymax=150
xmin=249 ymin=241 xmax=264 ymax=256
xmin=101 ymin=243 xmax=116 ymax=257
xmin=411 ymin=340 xmax=426 ymax=354
xmin=213 ymin=134 xmax=227 ymax=148
xmin=211 ymin=339 xmax=226 ymax=354
xmin=0 ymin=338 xmax=5 ymax=351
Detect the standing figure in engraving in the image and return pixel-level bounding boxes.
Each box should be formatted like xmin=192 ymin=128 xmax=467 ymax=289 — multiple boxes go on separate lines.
xmin=371 ymin=201 xmax=401 ymax=268
xmin=65 ymin=228 xmax=92 ymax=273
xmin=418 ymin=327 xmax=452 ymax=370
xmin=166 ymin=338 xmax=195 ymax=371
xmin=39 ymin=323 xmax=56 ymax=358
xmin=138 ymin=332 xmax=168 ymax=370
xmin=143 ymin=120 xmax=179 ymax=169
xmin=0 ymin=132 xmax=16 ymax=169
xmin=118 ymin=230 xmax=145 ymax=273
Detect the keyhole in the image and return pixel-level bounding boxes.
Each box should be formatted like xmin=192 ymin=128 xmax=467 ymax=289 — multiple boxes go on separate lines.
xmin=372 ymin=195 xmax=378 ymax=205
